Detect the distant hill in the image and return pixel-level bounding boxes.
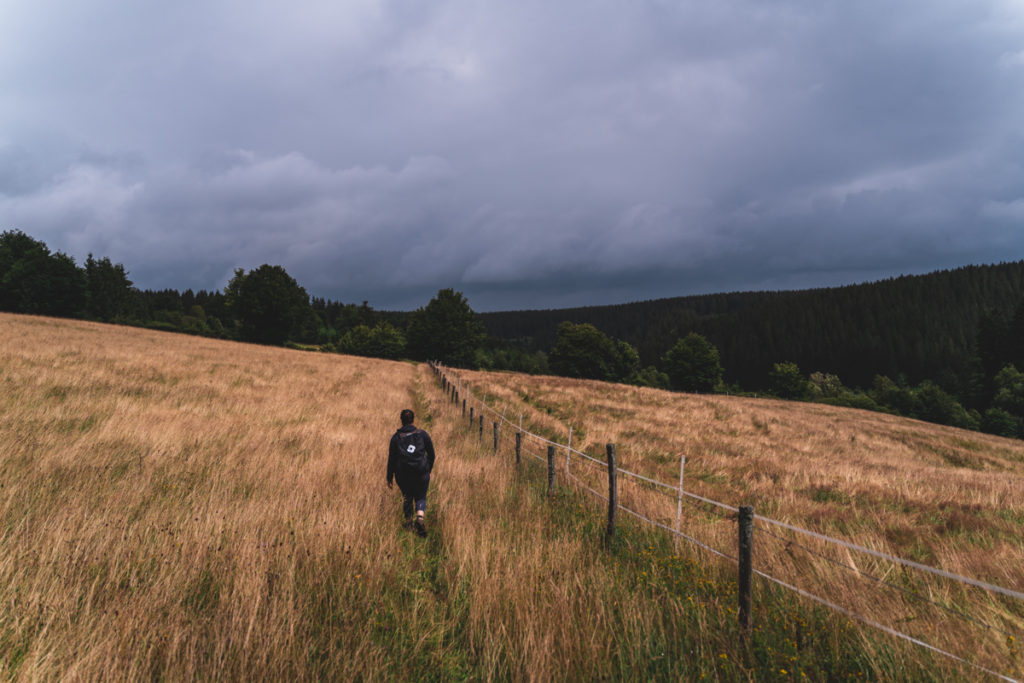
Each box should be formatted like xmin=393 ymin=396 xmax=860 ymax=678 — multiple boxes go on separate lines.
xmin=480 ymin=261 xmax=1024 ymax=389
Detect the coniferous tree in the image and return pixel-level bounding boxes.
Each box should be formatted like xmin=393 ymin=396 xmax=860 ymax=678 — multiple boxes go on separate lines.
xmin=1009 ymin=300 xmax=1024 ymax=370
xmin=85 ymin=254 xmax=133 ymax=321
xmin=480 ymin=261 xmax=1024 ymax=390
xmin=46 ymin=251 xmax=89 ymax=318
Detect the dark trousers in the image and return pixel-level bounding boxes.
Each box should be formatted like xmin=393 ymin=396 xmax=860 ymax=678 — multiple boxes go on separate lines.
xmin=395 ymin=469 xmax=430 ymax=518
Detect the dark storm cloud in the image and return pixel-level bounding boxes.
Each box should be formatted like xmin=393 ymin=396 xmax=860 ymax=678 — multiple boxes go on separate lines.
xmin=2 ymin=0 xmax=1023 ymax=310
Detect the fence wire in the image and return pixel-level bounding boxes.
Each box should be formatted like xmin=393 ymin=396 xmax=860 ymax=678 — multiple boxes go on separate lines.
xmin=438 ymin=364 xmax=1024 ymax=601
xmin=758 ymin=526 xmax=1016 ymax=639
xmin=751 ymin=568 xmax=1019 ymax=683
xmin=433 ymin=364 xmax=1023 ymax=682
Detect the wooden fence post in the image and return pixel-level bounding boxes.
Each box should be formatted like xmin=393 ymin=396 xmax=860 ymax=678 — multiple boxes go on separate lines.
xmin=478 ymin=415 xmax=484 ymax=440
xmin=675 ymin=455 xmax=686 ymax=551
xmin=738 ymin=505 xmax=754 ymax=632
xmin=566 ymin=427 xmax=573 ymax=477
xmin=469 ymin=406 xmax=474 ymax=428
xmin=462 ymin=399 xmax=466 ymax=417
xmin=493 ymin=422 xmax=499 ymax=453
xmin=515 ymin=431 xmax=522 ymax=468
xmin=547 ymin=445 xmax=555 ymax=497
xmin=606 ymin=444 xmax=617 ymax=540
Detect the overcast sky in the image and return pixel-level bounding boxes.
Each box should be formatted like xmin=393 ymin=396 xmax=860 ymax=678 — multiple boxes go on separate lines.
xmin=2 ymin=0 xmax=1024 ymax=311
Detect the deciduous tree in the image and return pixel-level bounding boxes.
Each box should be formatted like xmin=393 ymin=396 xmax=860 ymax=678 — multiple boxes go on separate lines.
xmin=226 ymin=265 xmax=312 ymax=345
xmin=337 ymin=322 xmax=406 ymax=359
xmin=549 ymin=322 xmax=639 ymax=382
xmin=769 ymin=361 xmax=808 ymax=400
xmin=662 ymin=333 xmax=723 ymax=393
xmin=0 ymin=229 xmax=86 ymax=317
xmin=406 ymin=289 xmax=486 ymax=366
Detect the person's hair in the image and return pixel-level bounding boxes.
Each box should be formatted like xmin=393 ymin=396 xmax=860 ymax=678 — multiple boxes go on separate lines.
xmin=400 ymin=409 xmax=415 ymax=426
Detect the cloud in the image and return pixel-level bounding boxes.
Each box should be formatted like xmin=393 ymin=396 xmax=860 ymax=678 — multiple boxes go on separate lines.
xmin=2 ymin=0 xmax=1024 ymax=309
xmin=2 ymin=151 xmax=459 ymax=291
xmin=0 ymin=162 xmax=142 ymax=256
xmin=982 ymin=198 xmax=1024 ymax=220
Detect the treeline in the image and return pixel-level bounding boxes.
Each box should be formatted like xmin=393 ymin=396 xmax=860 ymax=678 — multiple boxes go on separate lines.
xmin=478 ymin=263 xmax=1024 ymax=438
xmin=6 ymin=228 xmax=1024 ymax=438
xmin=0 ymin=230 xmax=465 ymax=361
xmin=481 ymin=263 xmax=1024 ymax=390
xmin=484 ymin=309 xmax=1024 ymax=440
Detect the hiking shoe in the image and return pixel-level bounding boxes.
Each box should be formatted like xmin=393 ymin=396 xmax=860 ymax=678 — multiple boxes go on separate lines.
xmin=414 ymin=519 xmax=427 ymax=537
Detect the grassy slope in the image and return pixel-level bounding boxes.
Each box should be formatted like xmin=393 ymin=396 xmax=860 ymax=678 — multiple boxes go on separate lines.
xmin=448 ymin=367 xmax=1024 ymax=679
xmin=0 ymin=313 xmax=1018 ymax=680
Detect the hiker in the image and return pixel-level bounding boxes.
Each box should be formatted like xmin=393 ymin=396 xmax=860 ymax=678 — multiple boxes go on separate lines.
xmin=387 ymin=409 xmax=436 ymax=536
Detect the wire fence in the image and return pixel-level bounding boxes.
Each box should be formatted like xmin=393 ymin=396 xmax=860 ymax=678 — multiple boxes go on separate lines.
xmin=432 ymin=363 xmax=1023 ymax=682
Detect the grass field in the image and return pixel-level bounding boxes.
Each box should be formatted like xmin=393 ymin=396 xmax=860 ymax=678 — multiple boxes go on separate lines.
xmin=444 ymin=367 xmax=1024 ymax=679
xmin=1 ymin=312 xmax=1020 ymax=680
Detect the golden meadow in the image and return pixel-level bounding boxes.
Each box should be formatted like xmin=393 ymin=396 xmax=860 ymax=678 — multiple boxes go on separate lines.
xmin=451 ymin=366 xmax=1024 ymax=677
xmin=1 ymin=312 xmax=1021 ymax=680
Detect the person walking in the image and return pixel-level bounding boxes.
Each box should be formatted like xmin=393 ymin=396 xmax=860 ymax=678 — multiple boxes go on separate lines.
xmin=387 ymin=409 xmax=436 ymax=536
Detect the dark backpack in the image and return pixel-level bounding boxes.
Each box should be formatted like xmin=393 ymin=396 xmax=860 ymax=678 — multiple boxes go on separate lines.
xmin=395 ymin=429 xmax=429 ymax=473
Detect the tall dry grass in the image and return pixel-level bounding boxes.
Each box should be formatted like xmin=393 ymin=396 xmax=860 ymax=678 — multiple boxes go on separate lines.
xmin=450 ymin=366 xmax=1024 ymax=678
xmin=1 ymin=313 xmax=420 ymax=679
xmin=0 ymin=312 xmax=1005 ymax=680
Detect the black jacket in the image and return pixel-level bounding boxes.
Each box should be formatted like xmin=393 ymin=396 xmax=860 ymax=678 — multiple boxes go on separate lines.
xmin=387 ymin=424 xmax=436 ymax=484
